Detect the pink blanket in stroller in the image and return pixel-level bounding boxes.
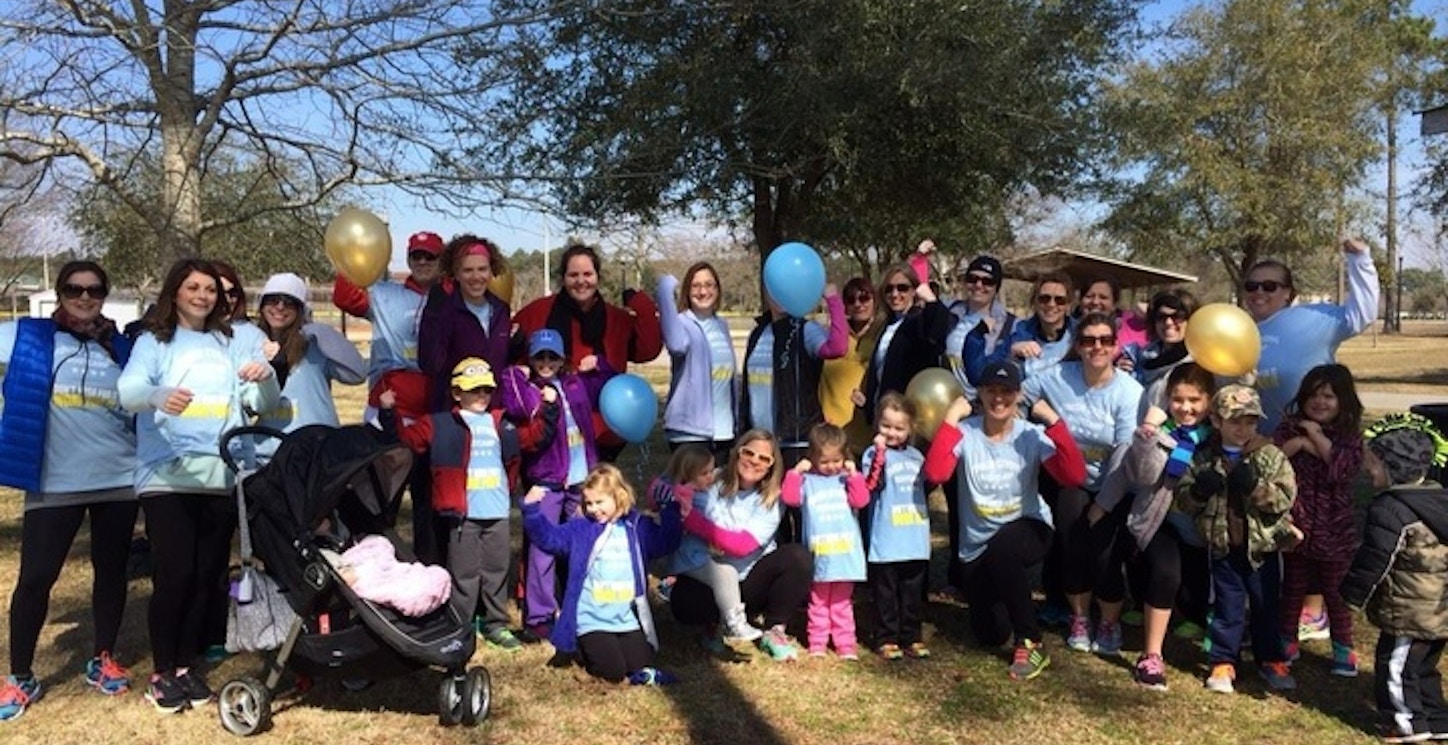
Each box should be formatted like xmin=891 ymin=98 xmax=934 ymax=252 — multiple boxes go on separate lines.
xmin=338 ymin=536 xmax=452 ymax=617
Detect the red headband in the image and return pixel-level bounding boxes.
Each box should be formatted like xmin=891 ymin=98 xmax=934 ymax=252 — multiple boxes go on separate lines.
xmin=460 ymin=242 xmax=493 ymax=260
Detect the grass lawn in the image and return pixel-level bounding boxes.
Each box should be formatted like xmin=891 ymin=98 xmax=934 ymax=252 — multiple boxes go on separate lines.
xmin=4 ymin=327 xmax=1448 ymax=744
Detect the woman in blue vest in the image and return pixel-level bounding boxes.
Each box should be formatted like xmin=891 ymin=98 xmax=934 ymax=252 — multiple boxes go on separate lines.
xmin=0 ymin=261 xmax=137 ymax=721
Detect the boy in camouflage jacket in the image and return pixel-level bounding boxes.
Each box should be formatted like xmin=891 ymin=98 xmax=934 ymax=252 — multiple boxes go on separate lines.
xmin=1175 ymin=384 xmax=1301 ymax=694
xmin=1341 ymin=413 xmax=1448 ymax=743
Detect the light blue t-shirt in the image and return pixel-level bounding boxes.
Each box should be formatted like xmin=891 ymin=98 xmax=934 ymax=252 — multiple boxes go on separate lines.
xmin=954 ymin=417 xmax=1056 ymax=563
xmin=798 ymin=472 xmax=866 ymax=582
xmin=460 ymin=409 xmax=510 ymax=520
xmin=558 ymin=381 xmax=589 ymax=487
xmin=575 ymin=523 xmax=640 ymax=636
xmin=1254 ymin=250 xmax=1378 ymax=432
xmin=363 ymin=280 xmax=426 ymax=384
xmin=1021 ymin=363 xmax=1142 ymax=490
xmin=670 ymin=485 xmax=780 ymax=580
xmin=862 ymin=445 xmax=930 ymax=563
xmin=0 ymin=323 xmax=135 ymax=496
xmin=466 ymin=298 xmax=493 ymax=336
xmin=255 ymin=324 xmax=367 ymax=457
xmin=118 ymin=326 xmax=279 ymax=494
xmin=703 ymin=320 xmax=736 ymax=440
xmin=745 ymin=321 xmax=829 ymax=442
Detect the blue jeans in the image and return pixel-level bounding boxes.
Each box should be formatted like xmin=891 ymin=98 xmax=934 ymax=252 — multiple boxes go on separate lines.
xmin=1208 ymin=549 xmax=1284 ymax=665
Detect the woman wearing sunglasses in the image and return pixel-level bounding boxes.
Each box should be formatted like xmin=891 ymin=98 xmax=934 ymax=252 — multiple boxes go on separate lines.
xmin=820 ymin=277 xmax=878 ymax=453
xmin=667 ymin=431 xmax=813 ymax=661
xmin=655 ymin=262 xmax=735 ymax=461
xmin=1020 ymin=313 xmax=1144 ymax=658
xmin=253 ymin=273 xmax=366 ymax=456
xmin=419 ymin=235 xmax=513 ymax=411
xmin=944 ymin=256 xmax=1014 ymax=401
xmin=1125 ymin=289 xmax=1200 ymax=426
xmin=0 ymin=262 xmax=139 ymax=720
xmin=966 ymin=272 xmax=1076 ymax=385
xmin=857 ymin=263 xmax=954 ymax=422
xmin=1246 ymin=238 xmax=1378 ymax=433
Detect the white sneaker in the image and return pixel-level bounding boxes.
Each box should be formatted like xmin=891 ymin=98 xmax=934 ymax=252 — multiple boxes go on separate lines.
xmin=722 ymin=606 xmax=764 ymax=641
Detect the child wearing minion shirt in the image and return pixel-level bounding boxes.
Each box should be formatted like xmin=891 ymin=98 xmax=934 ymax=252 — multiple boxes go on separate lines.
xmin=1174 ymin=383 xmax=1300 ymax=695
xmin=383 ymin=357 xmax=547 ymax=651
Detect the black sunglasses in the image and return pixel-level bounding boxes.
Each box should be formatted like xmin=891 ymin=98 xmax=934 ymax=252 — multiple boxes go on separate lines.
xmin=956 ymin=273 xmax=998 ymax=287
xmin=408 ymin=251 xmax=439 ymax=263
xmin=884 ymin=282 xmax=913 ymax=295
xmin=1077 ymin=334 xmax=1117 ymax=348
xmin=60 ymin=283 xmax=108 ymax=300
xmin=261 ymin=294 xmax=302 ymax=309
xmin=1036 ymin=293 xmax=1069 ymax=306
xmin=844 ymin=292 xmax=873 ymax=304
xmin=1244 ymin=279 xmax=1287 ymax=293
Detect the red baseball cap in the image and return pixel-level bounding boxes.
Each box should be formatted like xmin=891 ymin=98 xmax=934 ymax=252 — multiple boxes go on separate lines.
xmin=407 ymin=231 xmax=444 ymax=256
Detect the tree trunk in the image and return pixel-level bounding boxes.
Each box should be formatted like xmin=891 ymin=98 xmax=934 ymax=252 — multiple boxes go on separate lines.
xmin=155 ymin=1 xmax=204 ymax=262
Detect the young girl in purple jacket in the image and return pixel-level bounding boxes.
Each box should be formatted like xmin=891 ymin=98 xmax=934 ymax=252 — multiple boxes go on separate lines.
xmin=500 ymin=328 xmax=612 ymax=640
xmin=522 ymin=464 xmax=682 ymax=684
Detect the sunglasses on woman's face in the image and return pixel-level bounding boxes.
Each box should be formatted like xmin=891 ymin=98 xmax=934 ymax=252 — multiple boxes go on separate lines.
xmin=845 ymin=292 xmax=873 ymax=305
xmin=60 ymin=283 xmax=107 ymax=300
xmin=957 ymin=273 xmax=998 ymax=287
xmin=1036 ymin=293 xmax=1069 ymax=306
xmin=884 ymin=282 xmax=913 ymax=295
xmin=261 ymin=294 xmax=302 ymax=310
xmin=739 ymin=446 xmax=775 ymax=467
xmin=1077 ymin=334 xmax=1117 ymax=348
xmin=1243 ymin=279 xmax=1287 ymax=293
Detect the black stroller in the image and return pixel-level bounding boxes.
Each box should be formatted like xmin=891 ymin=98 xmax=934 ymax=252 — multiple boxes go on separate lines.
xmin=216 ymin=424 xmax=489 ymax=736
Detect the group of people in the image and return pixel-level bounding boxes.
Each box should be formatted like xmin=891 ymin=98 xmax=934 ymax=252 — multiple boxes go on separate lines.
xmin=8 ymin=232 xmax=1448 ymax=742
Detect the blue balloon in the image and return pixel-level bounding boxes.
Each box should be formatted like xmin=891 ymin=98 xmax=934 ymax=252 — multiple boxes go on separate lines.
xmin=763 ymin=242 xmax=826 ymax=317
xmin=598 ymin=374 xmax=658 ymax=444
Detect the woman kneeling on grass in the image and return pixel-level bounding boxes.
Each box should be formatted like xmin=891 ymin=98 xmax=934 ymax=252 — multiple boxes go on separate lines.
xmin=667 ymin=430 xmax=814 ymax=661
xmin=922 ymin=361 xmax=1086 ymax=680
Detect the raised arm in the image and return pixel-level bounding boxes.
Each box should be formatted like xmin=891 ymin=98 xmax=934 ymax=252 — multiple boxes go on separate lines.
xmin=1341 ymin=238 xmax=1380 ymax=338
xmin=654 ymin=275 xmax=691 ymax=355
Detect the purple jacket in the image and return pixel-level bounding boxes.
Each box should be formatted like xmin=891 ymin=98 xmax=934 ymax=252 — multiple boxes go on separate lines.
xmin=498 ymin=364 xmax=608 ymax=488
xmin=523 ymin=502 xmax=682 ymax=653
xmin=418 ymin=282 xmax=511 ymax=411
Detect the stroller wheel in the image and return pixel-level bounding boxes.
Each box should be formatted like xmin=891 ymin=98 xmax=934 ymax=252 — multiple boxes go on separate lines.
xmin=218 ymin=676 xmax=273 ymax=737
xmin=438 ymin=675 xmax=465 ymax=727
xmin=462 ymin=667 xmax=492 ymax=726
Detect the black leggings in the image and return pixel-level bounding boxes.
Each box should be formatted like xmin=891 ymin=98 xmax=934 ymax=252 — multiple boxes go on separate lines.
xmin=670 ymin=543 xmax=812 ymax=629
xmin=960 ymin=519 xmax=1053 ymax=647
xmin=142 ymin=493 xmax=235 ymax=673
xmin=577 ymin=630 xmax=654 ymax=683
xmin=10 ymin=500 xmax=138 ymax=675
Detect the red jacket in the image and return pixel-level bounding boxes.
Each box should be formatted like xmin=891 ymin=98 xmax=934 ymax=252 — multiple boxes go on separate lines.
xmin=511 ymin=292 xmax=663 ymax=373
xmin=385 ymin=406 xmax=550 ymax=517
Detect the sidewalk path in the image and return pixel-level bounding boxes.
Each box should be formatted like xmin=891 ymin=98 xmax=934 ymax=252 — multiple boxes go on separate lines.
xmin=1361 ymin=390 xmax=1448 ymax=413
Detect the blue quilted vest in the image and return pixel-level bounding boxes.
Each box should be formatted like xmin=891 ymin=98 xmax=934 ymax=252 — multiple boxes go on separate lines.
xmin=0 ymin=319 xmax=131 ymax=492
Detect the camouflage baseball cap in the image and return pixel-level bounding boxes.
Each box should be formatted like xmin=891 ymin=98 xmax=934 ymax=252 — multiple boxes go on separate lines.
xmin=1212 ymin=384 xmax=1263 ymax=420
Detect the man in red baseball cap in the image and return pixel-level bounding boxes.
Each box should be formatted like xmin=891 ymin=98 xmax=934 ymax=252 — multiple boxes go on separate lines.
xmin=333 ymin=229 xmax=446 ymax=562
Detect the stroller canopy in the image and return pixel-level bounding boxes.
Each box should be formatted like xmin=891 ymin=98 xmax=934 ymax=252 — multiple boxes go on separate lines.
xmin=244 ymin=424 xmax=414 ymax=545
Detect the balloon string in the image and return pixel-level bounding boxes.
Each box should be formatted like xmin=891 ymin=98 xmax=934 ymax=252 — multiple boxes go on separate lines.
xmin=634 ymin=440 xmax=652 ymax=495
xmin=777 ymin=321 xmax=798 ymax=372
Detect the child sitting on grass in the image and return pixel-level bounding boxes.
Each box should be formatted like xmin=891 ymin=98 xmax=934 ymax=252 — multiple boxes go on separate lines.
xmin=523 ymin=464 xmax=683 ymax=685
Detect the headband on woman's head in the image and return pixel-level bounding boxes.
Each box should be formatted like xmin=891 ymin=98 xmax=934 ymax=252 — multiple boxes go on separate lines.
xmin=459 ymin=242 xmax=493 ymax=259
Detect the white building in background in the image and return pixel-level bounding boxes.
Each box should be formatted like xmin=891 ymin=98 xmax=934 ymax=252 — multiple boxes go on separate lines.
xmin=28 ymin=290 xmax=144 ymax=327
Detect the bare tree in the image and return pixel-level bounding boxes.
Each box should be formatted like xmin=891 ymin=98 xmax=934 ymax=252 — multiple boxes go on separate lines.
xmin=0 ymin=0 xmax=576 ymax=262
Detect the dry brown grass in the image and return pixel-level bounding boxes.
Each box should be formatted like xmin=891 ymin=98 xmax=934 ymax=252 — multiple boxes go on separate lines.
xmin=9 ymin=332 xmax=1445 ymax=745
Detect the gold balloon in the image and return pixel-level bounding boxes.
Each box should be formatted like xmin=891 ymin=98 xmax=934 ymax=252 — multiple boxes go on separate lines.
xmin=488 ymin=263 xmax=514 ymax=305
xmin=324 ymin=208 xmax=392 ymax=288
xmin=905 ymin=367 xmax=966 ymax=440
xmin=1184 ymin=302 xmax=1261 ymax=377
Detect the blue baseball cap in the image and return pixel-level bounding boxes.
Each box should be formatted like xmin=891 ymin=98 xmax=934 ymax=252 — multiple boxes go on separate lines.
xmin=529 ymin=329 xmax=566 ymax=358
